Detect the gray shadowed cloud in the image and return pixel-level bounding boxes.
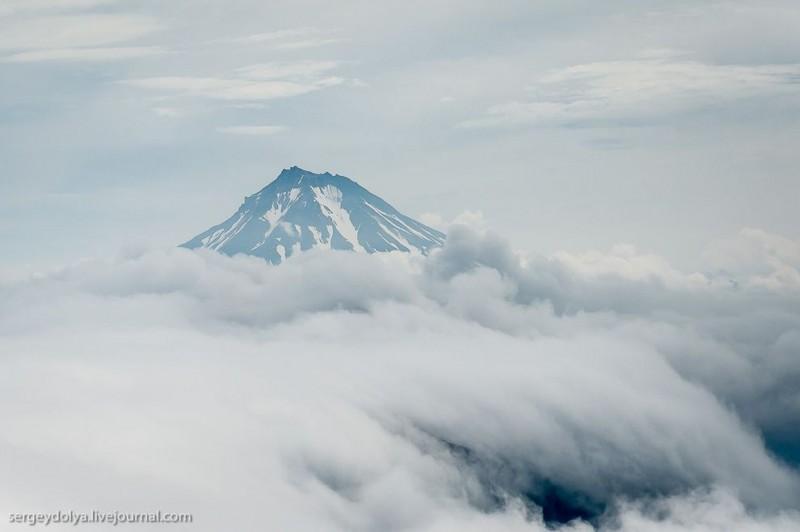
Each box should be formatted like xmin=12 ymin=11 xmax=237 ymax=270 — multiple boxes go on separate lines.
xmin=1 ymin=225 xmax=799 ymax=530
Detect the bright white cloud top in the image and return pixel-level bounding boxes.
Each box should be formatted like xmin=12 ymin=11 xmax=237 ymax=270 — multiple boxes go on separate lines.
xmin=2 ymin=226 xmax=799 ymax=530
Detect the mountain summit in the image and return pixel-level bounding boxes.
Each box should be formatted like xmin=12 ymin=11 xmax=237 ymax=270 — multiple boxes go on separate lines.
xmin=181 ymin=166 xmax=446 ymax=264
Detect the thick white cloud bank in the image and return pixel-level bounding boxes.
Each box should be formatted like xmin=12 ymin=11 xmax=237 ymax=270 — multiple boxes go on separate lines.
xmin=1 ymin=226 xmax=799 ymax=531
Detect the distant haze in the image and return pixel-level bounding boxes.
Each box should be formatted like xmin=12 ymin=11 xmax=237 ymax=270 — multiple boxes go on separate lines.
xmin=1 ymin=1 xmax=799 ymax=270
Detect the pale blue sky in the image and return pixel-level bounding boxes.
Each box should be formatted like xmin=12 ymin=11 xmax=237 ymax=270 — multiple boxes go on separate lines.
xmin=1 ymin=0 xmax=799 ymax=271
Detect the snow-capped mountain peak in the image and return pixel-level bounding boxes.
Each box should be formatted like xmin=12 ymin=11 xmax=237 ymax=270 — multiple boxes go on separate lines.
xmin=181 ymin=166 xmax=445 ymax=263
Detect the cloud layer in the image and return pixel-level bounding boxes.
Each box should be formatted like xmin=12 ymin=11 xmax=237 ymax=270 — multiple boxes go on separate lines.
xmin=1 ymin=226 xmax=798 ymax=530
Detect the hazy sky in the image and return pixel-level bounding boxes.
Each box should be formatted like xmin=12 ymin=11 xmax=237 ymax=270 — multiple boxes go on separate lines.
xmin=1 ymin=0 xmax=799 ymax=270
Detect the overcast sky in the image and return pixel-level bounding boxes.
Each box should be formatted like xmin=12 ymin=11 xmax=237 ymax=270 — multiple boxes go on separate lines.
xmin=1 ymin=0 xmax=799 ymax=270
xmin=2 ymin=4 xmax=800 ymax=528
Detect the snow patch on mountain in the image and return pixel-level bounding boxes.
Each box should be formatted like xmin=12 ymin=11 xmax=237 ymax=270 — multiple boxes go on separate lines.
xmin=181 ymin=166 xmax=445 ymax=263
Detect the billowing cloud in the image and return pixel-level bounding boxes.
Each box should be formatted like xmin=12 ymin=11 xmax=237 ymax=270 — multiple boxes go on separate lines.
xmin=703 ymin=228 xmax=800 ymax=290
xmin=1 ymin=226 xmax=798 ymax=530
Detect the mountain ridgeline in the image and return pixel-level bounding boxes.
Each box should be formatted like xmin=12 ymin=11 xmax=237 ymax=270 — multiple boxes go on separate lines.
xmin=181 ymin=166 xmax=446 ymax=264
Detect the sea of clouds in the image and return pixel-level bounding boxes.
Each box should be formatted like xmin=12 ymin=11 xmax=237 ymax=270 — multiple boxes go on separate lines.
xmin=1 ymin=225 xmax=799 ymax=531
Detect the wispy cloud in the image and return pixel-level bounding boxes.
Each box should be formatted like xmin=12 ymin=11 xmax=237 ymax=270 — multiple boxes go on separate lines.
xmin=121 ymin=76 xmax=339 ymax=101
xmin=463 ymin=54 xmax=800 ymax=128
xmin=0 ymin=0 xmax=115 ymax=16
xmin=273 ymin=38 xmax=344 ymax=50
xmin=0 ymin=14 xmax=163 ymax=50
xmin=0 ymin=11 xmax=165 ymax=65
xmin=224 ymin=27 xmax=343 ymax=49
xmin=224 ymin=27 xmax=319 ymax=44
xmin=153 ymin=106 xmax=182 ymax=118
xmin=122 ymin=60 xmax=348 ymax=101
xmin=216 ymin=125 xmax=285 ymax=135
xmin=2 ymin=46 xmax=165 ymax=63
xmin=235 ymin=60 xmax=340 ymax=80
